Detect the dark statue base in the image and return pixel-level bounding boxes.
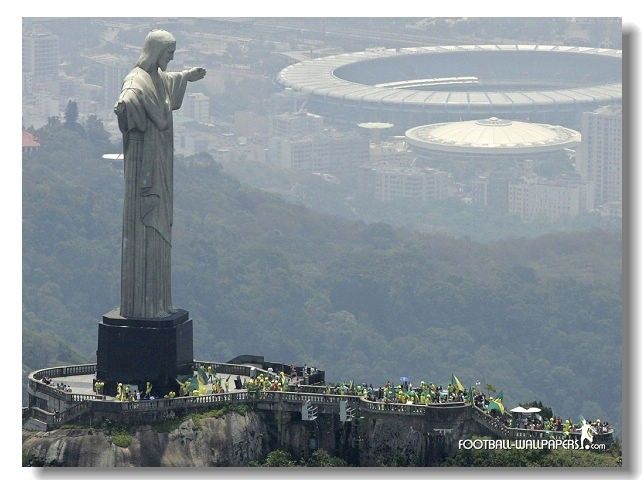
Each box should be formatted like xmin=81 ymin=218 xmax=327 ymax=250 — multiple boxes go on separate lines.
xmin=96 ymin=308 xmax=193 ymax=397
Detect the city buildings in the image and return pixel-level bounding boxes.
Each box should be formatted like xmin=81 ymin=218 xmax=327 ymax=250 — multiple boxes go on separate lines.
xmin=267 ymin=111 xmax=369 ymax=175
xmin=471 ymin=172 xmax=514 ymax=213
xmin=20 ymin=19 xmax=622 ymax=225
xmin=508 ymin=175 xmax=594 ymax=221
xmin=22 ymin=29 xmax=62 ymax=128
xmin=369 ymin=139 xmax=414 ymax=164
xmin=404 ymin=117 xmax=585 ymax=218
xmin=577 ymin=105 xmax=622 ymax=208
xmin=23 ymin=30 xmax=60 ymax=90
xmin=85 ymin=54 xmax=131 ymax=109
xmin=268 ymin=130 xmax=369 ymax=176
xmin=269 ymin=112 xmax=324 ymax=138
xmin=181 ymin=92 xmax=212 ymax=124
xmin=359 ymin=162 xmax=451 ymax=203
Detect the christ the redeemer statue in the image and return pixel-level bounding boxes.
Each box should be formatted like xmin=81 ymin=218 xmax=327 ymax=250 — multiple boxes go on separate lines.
xmin=114 ymin=30 xmax=206 ymax=318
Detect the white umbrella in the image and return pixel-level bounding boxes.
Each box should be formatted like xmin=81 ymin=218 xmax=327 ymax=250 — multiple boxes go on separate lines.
xmin=525 ymin=407 xmax=541 ymax=413
xmin=510 ymin=406 xmax=528 ymax=413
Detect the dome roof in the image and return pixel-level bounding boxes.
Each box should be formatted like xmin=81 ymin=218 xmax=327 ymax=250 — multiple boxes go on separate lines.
xmin=405 ymin=117 xmax=581 ymax=155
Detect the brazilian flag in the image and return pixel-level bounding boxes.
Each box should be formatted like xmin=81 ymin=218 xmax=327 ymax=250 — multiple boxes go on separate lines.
xmin=451 ymin=373 xmax=465 ymax=393
xmin=488 ymin=398 xmax=505 ymax=415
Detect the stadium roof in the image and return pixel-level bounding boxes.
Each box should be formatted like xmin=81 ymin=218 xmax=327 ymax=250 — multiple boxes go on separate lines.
xmin=278 ymin=45 xmax=621 ymax=109
xmin=405 ymin=117 xmax=581 ymax=155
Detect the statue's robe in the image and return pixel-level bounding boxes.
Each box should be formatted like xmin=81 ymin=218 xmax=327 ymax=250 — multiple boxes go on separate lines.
xmin=116 ymin=67 xmax=188 ymax=318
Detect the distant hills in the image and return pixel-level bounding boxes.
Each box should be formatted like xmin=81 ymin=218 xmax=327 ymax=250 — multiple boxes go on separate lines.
xmin=22 ymin=121 xmax=622 ymax=434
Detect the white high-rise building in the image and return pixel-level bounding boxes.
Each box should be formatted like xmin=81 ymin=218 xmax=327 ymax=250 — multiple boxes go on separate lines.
xmin=578 ymin=105 xmax=622 ymax=207
xmin=471 ymin=176 xmax=489 ymax=206
xmin=369 ymin=139 xmax=413 ymax=164
xmin=269 ymin=111 xmax=323 ymax=138
xmin=23 ymin=31 xmax=60 ymax=87
xmin=508 ymin=175 xmax=594 ymax=221
xmin=86 ymin=54 xmax=131 ymax=108
xmin=359 ymin=162 xmax=451 ymax=202
xmin=269 ymin=131 xmax=369 ymax=175
xmin=182 ymin=92 xmax=211 ymax=123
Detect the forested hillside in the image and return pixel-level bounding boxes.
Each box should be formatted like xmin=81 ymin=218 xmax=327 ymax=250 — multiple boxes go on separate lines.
xmin=22 ymin=121 xmax=622 ymax=433
xmin=221 ymin=158 xmax=618 ymax=243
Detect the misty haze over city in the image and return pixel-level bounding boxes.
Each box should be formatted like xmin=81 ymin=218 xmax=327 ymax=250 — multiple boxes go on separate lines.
xmin=23 ymin=17 xmax=622 ymax=240
xmin=22 ymin=18 xmax=623 ymax=458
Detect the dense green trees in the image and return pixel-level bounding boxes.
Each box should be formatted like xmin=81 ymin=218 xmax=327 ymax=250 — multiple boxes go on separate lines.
xmin=64 ymin=100 xmax=79 ymax=126
xmin=252 ymin=449 xmax=349 ymax=467
xmin=22 ymin=126 xmax=622 ymax=438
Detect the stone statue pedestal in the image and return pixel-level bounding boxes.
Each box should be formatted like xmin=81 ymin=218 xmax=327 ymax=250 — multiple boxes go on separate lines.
xmin=96 ymin=308 xmax=193 ymax=397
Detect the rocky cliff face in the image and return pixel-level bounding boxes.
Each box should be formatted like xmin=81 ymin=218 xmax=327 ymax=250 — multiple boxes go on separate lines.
xmin=23 ymin=412 xmax=269 ymax=467
xmin=357 ymin=411 xmax=479 ymax=466
xmin=23 ymin=407 xmax=481 ymax=467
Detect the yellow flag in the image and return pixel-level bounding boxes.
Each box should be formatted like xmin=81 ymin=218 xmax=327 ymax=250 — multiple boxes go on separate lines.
xmin=452 ymin=374 xmax=465 ymax=393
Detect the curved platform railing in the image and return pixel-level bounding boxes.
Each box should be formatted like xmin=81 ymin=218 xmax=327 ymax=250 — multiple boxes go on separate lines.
xmin=28 ymin=364 xmax=103 ymax=403
xmin=27 ymin=361 xmax=278 ymax=406
xmin=471 ymin=405 xmax=614 ymax=444
xmin=25 ymin=363 xmax=614 ymax=444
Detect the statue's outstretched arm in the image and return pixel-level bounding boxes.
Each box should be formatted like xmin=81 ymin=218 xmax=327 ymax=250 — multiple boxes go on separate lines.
xmin=186 ymin=67 xmax=207 ymax=82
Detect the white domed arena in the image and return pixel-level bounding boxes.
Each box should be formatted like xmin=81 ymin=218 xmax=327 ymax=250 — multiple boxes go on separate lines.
xmin=405 ymin=117 xmax=581 ymax=158
xmin=404 ymin=117 xmax=581 ymax=178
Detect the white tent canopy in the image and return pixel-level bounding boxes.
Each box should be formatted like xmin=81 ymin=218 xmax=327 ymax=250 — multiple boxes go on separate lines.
xmin=510 ymin=406 xmax=542 ymax=414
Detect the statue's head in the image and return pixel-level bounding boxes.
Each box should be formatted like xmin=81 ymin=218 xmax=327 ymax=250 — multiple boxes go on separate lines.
xmin=137 ymin=29 xmax=176 ymax=72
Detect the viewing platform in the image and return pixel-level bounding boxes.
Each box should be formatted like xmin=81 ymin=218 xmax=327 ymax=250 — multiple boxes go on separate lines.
xmin=24 ymin=361 xmax=614 ymax=448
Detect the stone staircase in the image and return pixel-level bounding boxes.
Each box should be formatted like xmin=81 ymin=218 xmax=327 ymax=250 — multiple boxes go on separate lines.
xmin=471 ymin=405 xmax=513 ymax=438
xmin=57 ymin=400 xmax=91 ymax=425
xmin=23 ymin=416 xmax=48 ymax=432
xmin=23 ymin=401 xmax=92 ymax=431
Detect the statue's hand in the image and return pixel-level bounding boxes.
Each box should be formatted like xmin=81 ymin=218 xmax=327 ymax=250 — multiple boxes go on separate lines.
xmin=114 ymin=100 xmax=126 ymax=115
xmin=187 ymin=67 xmax=207 ymax=82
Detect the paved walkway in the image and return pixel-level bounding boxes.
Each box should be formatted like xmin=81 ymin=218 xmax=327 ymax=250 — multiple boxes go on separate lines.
xmin=48 ymin=372 xmax=254 ymax=401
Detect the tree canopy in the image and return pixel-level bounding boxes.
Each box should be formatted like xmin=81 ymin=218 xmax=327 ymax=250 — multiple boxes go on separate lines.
xmin=22 ymin=123 xmax=622 ymax=436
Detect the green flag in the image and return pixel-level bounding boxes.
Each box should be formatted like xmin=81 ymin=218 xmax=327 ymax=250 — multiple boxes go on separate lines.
xmin=189 ymin=375 xmax=199 ymax=393
xmin=197 ymin=366 xmax=209 ymax=386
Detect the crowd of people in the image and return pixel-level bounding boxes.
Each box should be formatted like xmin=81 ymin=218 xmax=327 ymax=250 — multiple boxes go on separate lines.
xmin=38 ymin=366 xmax=611 ymax=437
xmin=289 ymin=363 xmax=319 ymax=383
xmin=473 ymin=390 xmax=504 ymax=412
xmin=323 ymin=380 xmax=467 ymax=405
xmin=245 ymin=372 xmax=289 ymax=394
xmin=503 ymin=414 xmax=612 ymax=435
xmin=41 ymin=375 xmax=73 ymax=393
xmin=115 ymin=382 xmax=141 ymax=401
xmin=178 ymin=373 xmax=235 ymax=397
